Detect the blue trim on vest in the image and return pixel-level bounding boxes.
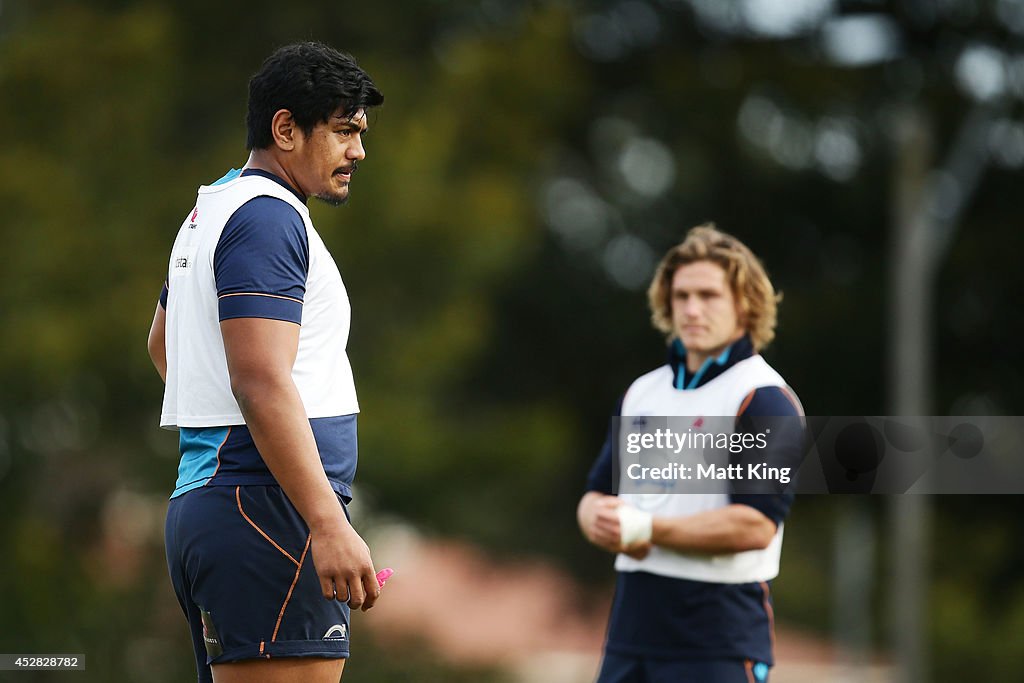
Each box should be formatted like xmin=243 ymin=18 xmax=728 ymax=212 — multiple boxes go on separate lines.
xmin=172 ymin=427 xmax=230 ymax=497
xmin=211 ymin=168 xmax=242 ymax=186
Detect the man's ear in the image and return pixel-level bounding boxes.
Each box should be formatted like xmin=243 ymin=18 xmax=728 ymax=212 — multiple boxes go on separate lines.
xmin=270 ymin=109 xmax=297 ymax=151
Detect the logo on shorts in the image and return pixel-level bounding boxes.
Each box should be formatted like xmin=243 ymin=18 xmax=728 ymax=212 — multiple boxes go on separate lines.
xmin=753 ymin=661 xmax=769 ymax=682
xmin=323 ymin=624 xmax=348 ymax=641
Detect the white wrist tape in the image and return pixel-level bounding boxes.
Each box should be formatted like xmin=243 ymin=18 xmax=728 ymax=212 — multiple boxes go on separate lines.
xmin=618 ymin=504 xmax=653 ymax=546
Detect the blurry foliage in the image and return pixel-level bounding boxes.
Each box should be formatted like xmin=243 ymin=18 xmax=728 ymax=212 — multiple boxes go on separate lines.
xmin=1 ymin=1 xmax=1023 ymax=681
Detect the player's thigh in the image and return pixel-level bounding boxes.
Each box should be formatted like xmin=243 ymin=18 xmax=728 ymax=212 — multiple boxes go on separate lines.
xmin=212 ymin=656 xmax=345 ymax=683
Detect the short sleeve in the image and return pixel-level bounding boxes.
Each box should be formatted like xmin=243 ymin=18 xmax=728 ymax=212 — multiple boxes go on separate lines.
xmin=214 ymin=196 xmax=309 ymax=324
xmin=729 ymin=386 xmax=805 ymax=526
xmin=159 ymin=281 xmax=168 ymax=309
xmin=585 ymin=396 xmax=625 ymax=495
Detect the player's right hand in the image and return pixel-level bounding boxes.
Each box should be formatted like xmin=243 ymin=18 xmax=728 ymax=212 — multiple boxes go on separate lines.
xmin=309 ymin=520 xmax=381 ymax=611
xmin=577 ymin=492 xmax=623 ymax=553
xmin=621 ymin=541 xmax=652 ymax=560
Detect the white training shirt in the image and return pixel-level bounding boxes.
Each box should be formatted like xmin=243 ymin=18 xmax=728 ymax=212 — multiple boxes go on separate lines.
xmin=160 ymin=173 xmax=359 ymax=429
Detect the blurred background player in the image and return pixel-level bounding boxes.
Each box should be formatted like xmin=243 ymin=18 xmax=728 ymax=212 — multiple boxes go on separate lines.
xmin=577 ymin=225 xmax=805 ymax=683
xmin=148 ymin=42 xmax=383 ymax=683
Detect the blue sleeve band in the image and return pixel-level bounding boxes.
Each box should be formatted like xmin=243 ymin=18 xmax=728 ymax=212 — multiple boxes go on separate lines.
xmin=214 ymin=196 xmax=309 ymax=322
xmin=218 ymin=293 xmax=303 ymax=324
xmin=159 ymin=282 xmax=168 ymax=309
xmin=730 ymin=386 xmax=804 ymax=525
xmin=586 ymin=395 xmax=625 ymax=495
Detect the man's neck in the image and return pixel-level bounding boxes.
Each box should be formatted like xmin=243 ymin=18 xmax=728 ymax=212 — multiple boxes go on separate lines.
xmin=244 ymin=150 xmax=304 ymax=199
xmin=685 ymin=332 xmax=746 ymax=373
xmin=686 ymin=351 xmax=718 ymax=374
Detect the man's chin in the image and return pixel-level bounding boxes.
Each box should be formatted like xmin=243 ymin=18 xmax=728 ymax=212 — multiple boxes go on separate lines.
xmin=678 ymin=336 xmax=703 ymax=350
xmin=313 ymin=190 xmax=349 ymax=207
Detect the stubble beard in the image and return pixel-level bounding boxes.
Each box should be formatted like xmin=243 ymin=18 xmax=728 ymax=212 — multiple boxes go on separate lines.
xmin=313 ymin=190 xmax=349 ymax=207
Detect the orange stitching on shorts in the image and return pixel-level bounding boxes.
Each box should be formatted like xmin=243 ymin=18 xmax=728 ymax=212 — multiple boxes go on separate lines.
xmin=272 ymin=533 xmax=312 ymax=642
xmin=235 ymin=486 xmax=299 ymax=567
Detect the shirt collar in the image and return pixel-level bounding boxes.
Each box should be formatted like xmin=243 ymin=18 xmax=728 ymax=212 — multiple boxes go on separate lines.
xmin=668 ymin=335 xmax=754 ymax=390
xmin=240 ymin=168 xmax=308 ymax=205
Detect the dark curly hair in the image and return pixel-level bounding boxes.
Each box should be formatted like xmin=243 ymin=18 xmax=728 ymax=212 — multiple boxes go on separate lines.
xmin=246 ymin=42 xmax=383 ymax=150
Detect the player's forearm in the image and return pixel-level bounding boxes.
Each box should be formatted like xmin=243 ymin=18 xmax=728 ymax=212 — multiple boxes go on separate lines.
xmin=650 ymin=504 xmax=777 ymax=554
xmin=232 ymin=375 xmax=346 ymax=531
xmin=149 ymin=347 xmax=167 ymax=382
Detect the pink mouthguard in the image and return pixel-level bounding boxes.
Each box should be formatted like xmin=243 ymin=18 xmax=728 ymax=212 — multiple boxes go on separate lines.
xmin=376 ymin=568 xmax=394 ymax=587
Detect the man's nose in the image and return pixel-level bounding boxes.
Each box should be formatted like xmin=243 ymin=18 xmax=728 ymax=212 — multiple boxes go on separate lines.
xmin=347 ymin=136 xmax=366 ymax=161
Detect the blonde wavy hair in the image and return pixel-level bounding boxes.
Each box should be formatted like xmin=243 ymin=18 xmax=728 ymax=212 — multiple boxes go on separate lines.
xmin=647 ymin=224 xmax=780 ymax=351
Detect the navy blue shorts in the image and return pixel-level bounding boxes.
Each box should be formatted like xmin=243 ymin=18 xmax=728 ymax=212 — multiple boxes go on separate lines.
xmin=165 ymin=485 xmax=351 ymax=682
xmin=597 ymin=652 xmax=770 ymax=683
